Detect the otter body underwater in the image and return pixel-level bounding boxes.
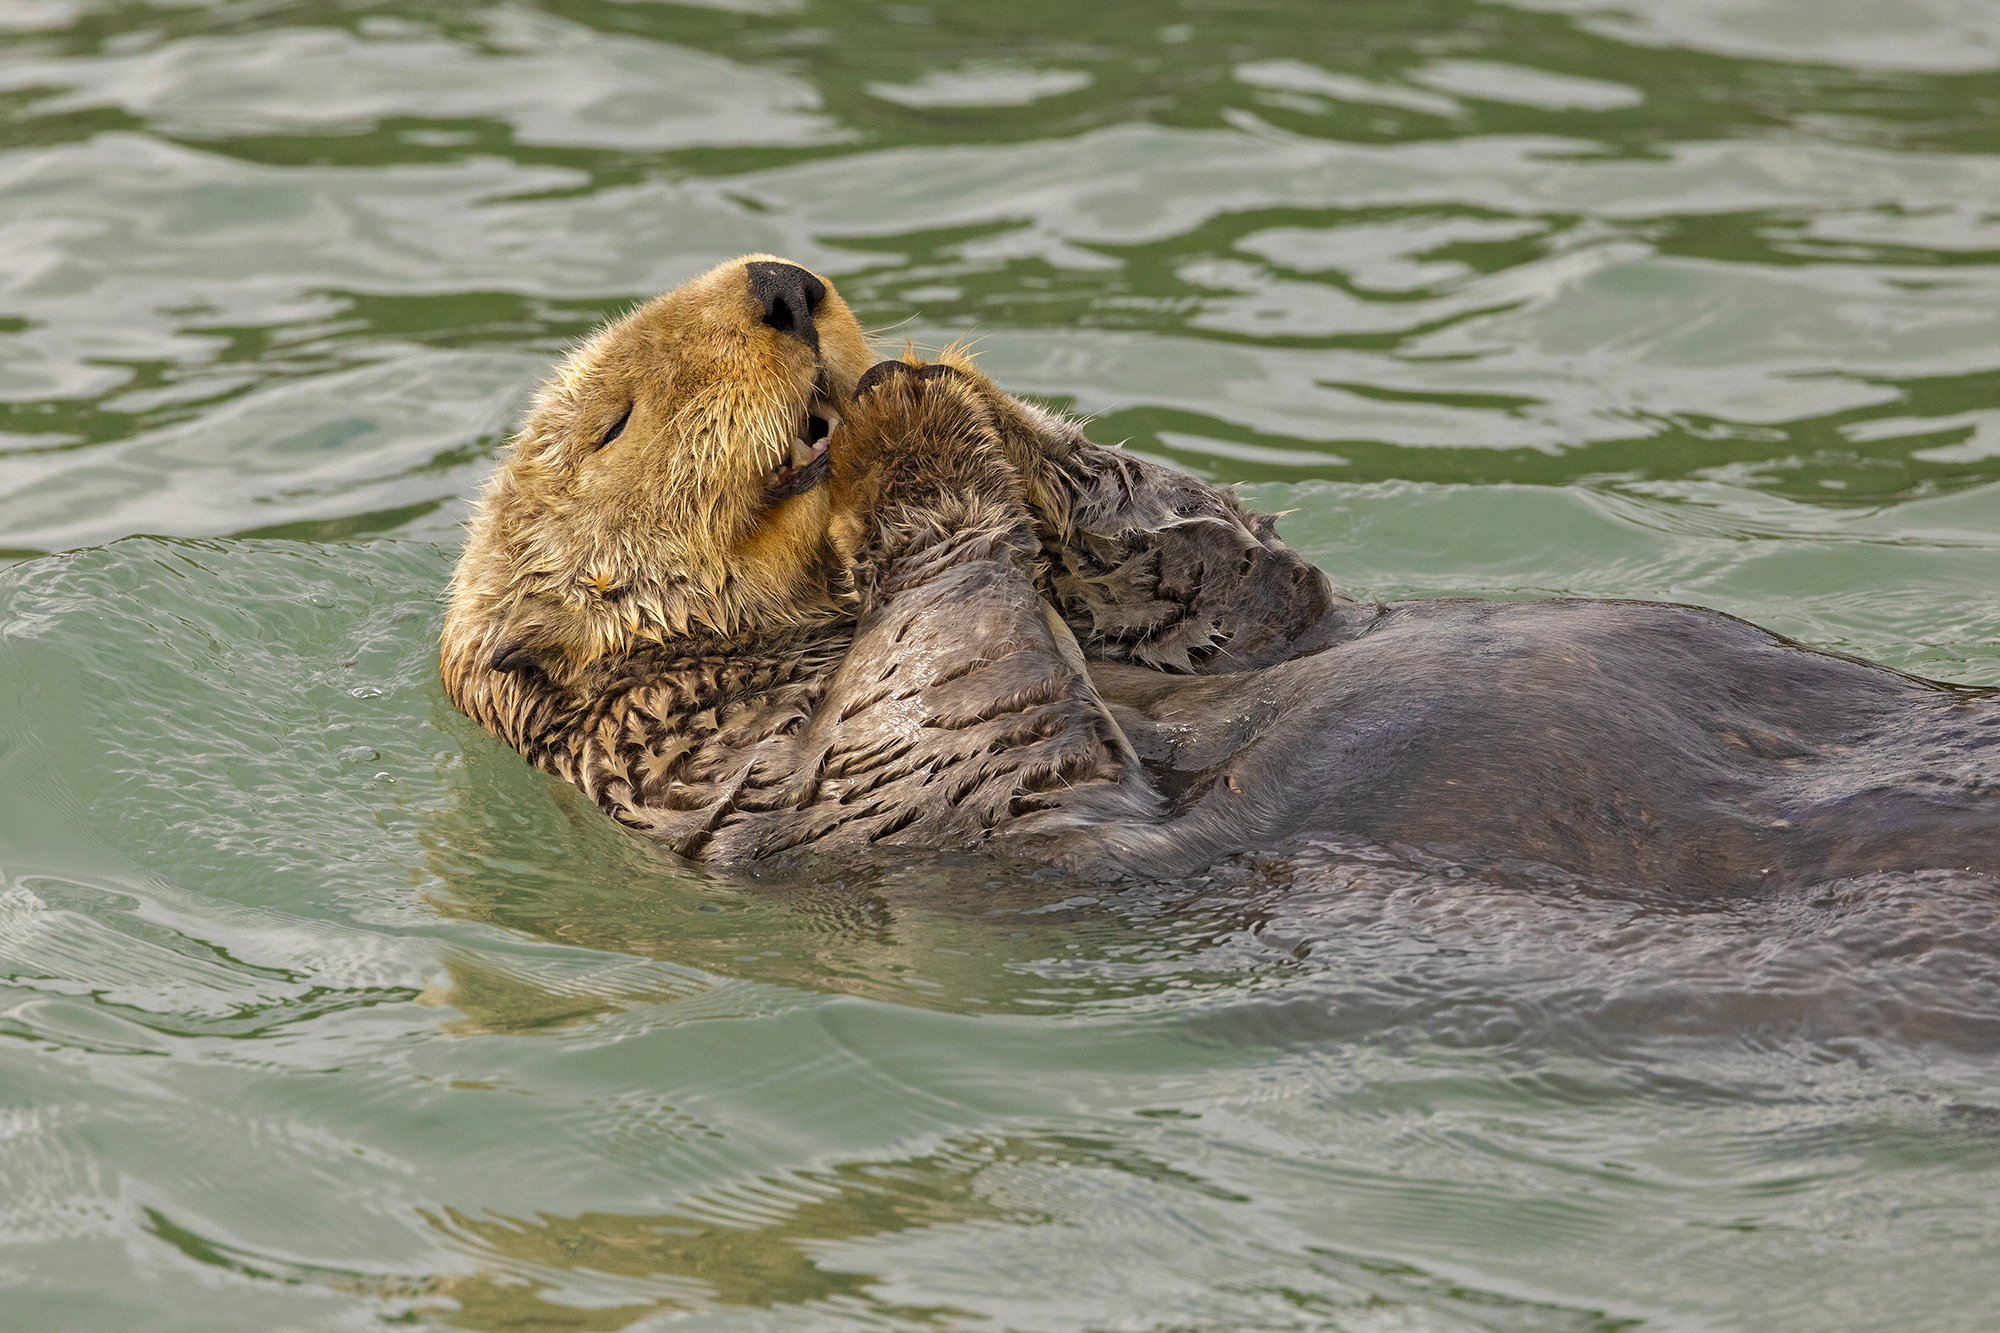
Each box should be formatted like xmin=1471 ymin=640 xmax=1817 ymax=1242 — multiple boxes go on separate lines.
xmin=440 ymin=256 xmax=2000 ymax=891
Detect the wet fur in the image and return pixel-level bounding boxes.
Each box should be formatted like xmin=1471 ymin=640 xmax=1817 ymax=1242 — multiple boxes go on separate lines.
xmin=443 ymin=257 xmax=2000 ymax=890
xmin=572 ymin=368 xmax=1162 ymax=863
xmin=440 ymin=254 xmax=874 ymax=754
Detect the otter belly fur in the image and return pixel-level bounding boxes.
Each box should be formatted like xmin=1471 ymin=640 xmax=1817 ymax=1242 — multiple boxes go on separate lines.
xmin=441 ymin=256 xmax=2000 ymax=891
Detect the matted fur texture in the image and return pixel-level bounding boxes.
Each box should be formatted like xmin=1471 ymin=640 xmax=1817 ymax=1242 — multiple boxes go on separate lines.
xmin=440 ymin=256 xmax=1331 ymax=870
xmin=444 ymin=256 xmax=2000 ymax=888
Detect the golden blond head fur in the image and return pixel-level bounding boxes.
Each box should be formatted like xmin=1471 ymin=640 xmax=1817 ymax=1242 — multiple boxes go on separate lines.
xmin=440 ymin=254 xmax=875 ymax=742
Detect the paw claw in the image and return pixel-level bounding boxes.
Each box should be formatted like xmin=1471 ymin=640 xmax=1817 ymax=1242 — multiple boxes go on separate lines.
xmin=853 ymin=359 xmax=916 ymax=400
xmin=853 ymin=359 xmax=962 ymax=401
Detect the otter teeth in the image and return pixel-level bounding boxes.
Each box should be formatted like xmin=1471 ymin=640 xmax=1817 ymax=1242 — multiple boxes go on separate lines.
xmin=767 ymin=401 xmax=839 ymax=490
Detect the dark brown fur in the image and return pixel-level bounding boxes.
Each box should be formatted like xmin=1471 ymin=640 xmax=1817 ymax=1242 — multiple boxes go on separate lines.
xmin=540 ymin=366 xmax=1158 ymax=863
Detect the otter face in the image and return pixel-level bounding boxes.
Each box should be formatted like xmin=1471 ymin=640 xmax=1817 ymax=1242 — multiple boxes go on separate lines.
xmin=442 ymin=255 xmax=876 ymax=727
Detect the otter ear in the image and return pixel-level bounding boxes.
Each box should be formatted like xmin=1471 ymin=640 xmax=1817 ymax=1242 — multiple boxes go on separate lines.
xmin=488 ymin=639 xmax=543 ymax=676
xmin=483 ymin=595 xmax=589 ymax=679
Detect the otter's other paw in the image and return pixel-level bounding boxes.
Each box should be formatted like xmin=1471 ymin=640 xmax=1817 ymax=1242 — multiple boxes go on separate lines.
xmin=882 ymin=354 xmax=1343 ymax=671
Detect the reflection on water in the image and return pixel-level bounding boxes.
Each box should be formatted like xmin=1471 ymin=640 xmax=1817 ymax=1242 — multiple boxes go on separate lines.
xmin=5 ymin=2 xmax=2000 ymax=1329
xmin=144 ymin=1127 xmax=1645 ymax=1331
xmin=420 ymin=748 xmax=1304 ymax=1022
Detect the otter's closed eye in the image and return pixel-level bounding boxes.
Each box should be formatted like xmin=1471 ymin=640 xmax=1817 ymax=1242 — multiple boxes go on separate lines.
xmin=596 ymin=409 xmax=631 ymax=450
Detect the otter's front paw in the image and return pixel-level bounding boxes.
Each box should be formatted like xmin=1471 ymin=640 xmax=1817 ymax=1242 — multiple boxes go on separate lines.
xmin=827 ymin=358 xmax=1031 ymax=574
xmin=831 ymin=358 xmax=1022 ymax=508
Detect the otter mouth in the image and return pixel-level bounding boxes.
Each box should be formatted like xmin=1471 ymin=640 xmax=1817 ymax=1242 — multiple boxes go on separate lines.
xmin=767 ymin=398 xmax=838 ymax=499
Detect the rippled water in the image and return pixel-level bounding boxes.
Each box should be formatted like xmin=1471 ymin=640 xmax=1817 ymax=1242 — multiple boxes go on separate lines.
xmin=4 ymin=2 xmax=2000 ymax=1328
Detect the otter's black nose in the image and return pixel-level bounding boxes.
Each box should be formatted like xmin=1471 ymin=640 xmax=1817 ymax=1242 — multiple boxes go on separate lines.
xmin=746 ymin=261 xmax=825 ymax=354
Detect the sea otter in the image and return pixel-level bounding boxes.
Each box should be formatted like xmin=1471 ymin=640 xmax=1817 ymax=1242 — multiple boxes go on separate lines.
xmin=441 ymin=255 xmax=2000 ymax=890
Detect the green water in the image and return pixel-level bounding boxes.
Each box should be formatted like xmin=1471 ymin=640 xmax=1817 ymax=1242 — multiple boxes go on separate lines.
xmin=4 ymin=1 xmax=2000 ymax=1328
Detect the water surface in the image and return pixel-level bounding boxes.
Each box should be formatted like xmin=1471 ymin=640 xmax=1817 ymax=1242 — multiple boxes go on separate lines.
xmin=3 ymin=1 xmax=2000 ymax=1329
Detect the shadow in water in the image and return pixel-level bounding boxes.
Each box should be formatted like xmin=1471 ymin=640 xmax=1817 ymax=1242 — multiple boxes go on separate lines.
xmin=142 ymin=1126 xmax=1641 ymax=1332
xmin=416 ymin=700 xmax=1316 ymax=1026
xmin=418 ymin=708 xmax=2000 ymax=1062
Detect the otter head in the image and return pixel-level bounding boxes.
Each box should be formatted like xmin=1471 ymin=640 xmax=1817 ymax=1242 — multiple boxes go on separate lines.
xmin=441 ymin=255 xmax=875 ymax=740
